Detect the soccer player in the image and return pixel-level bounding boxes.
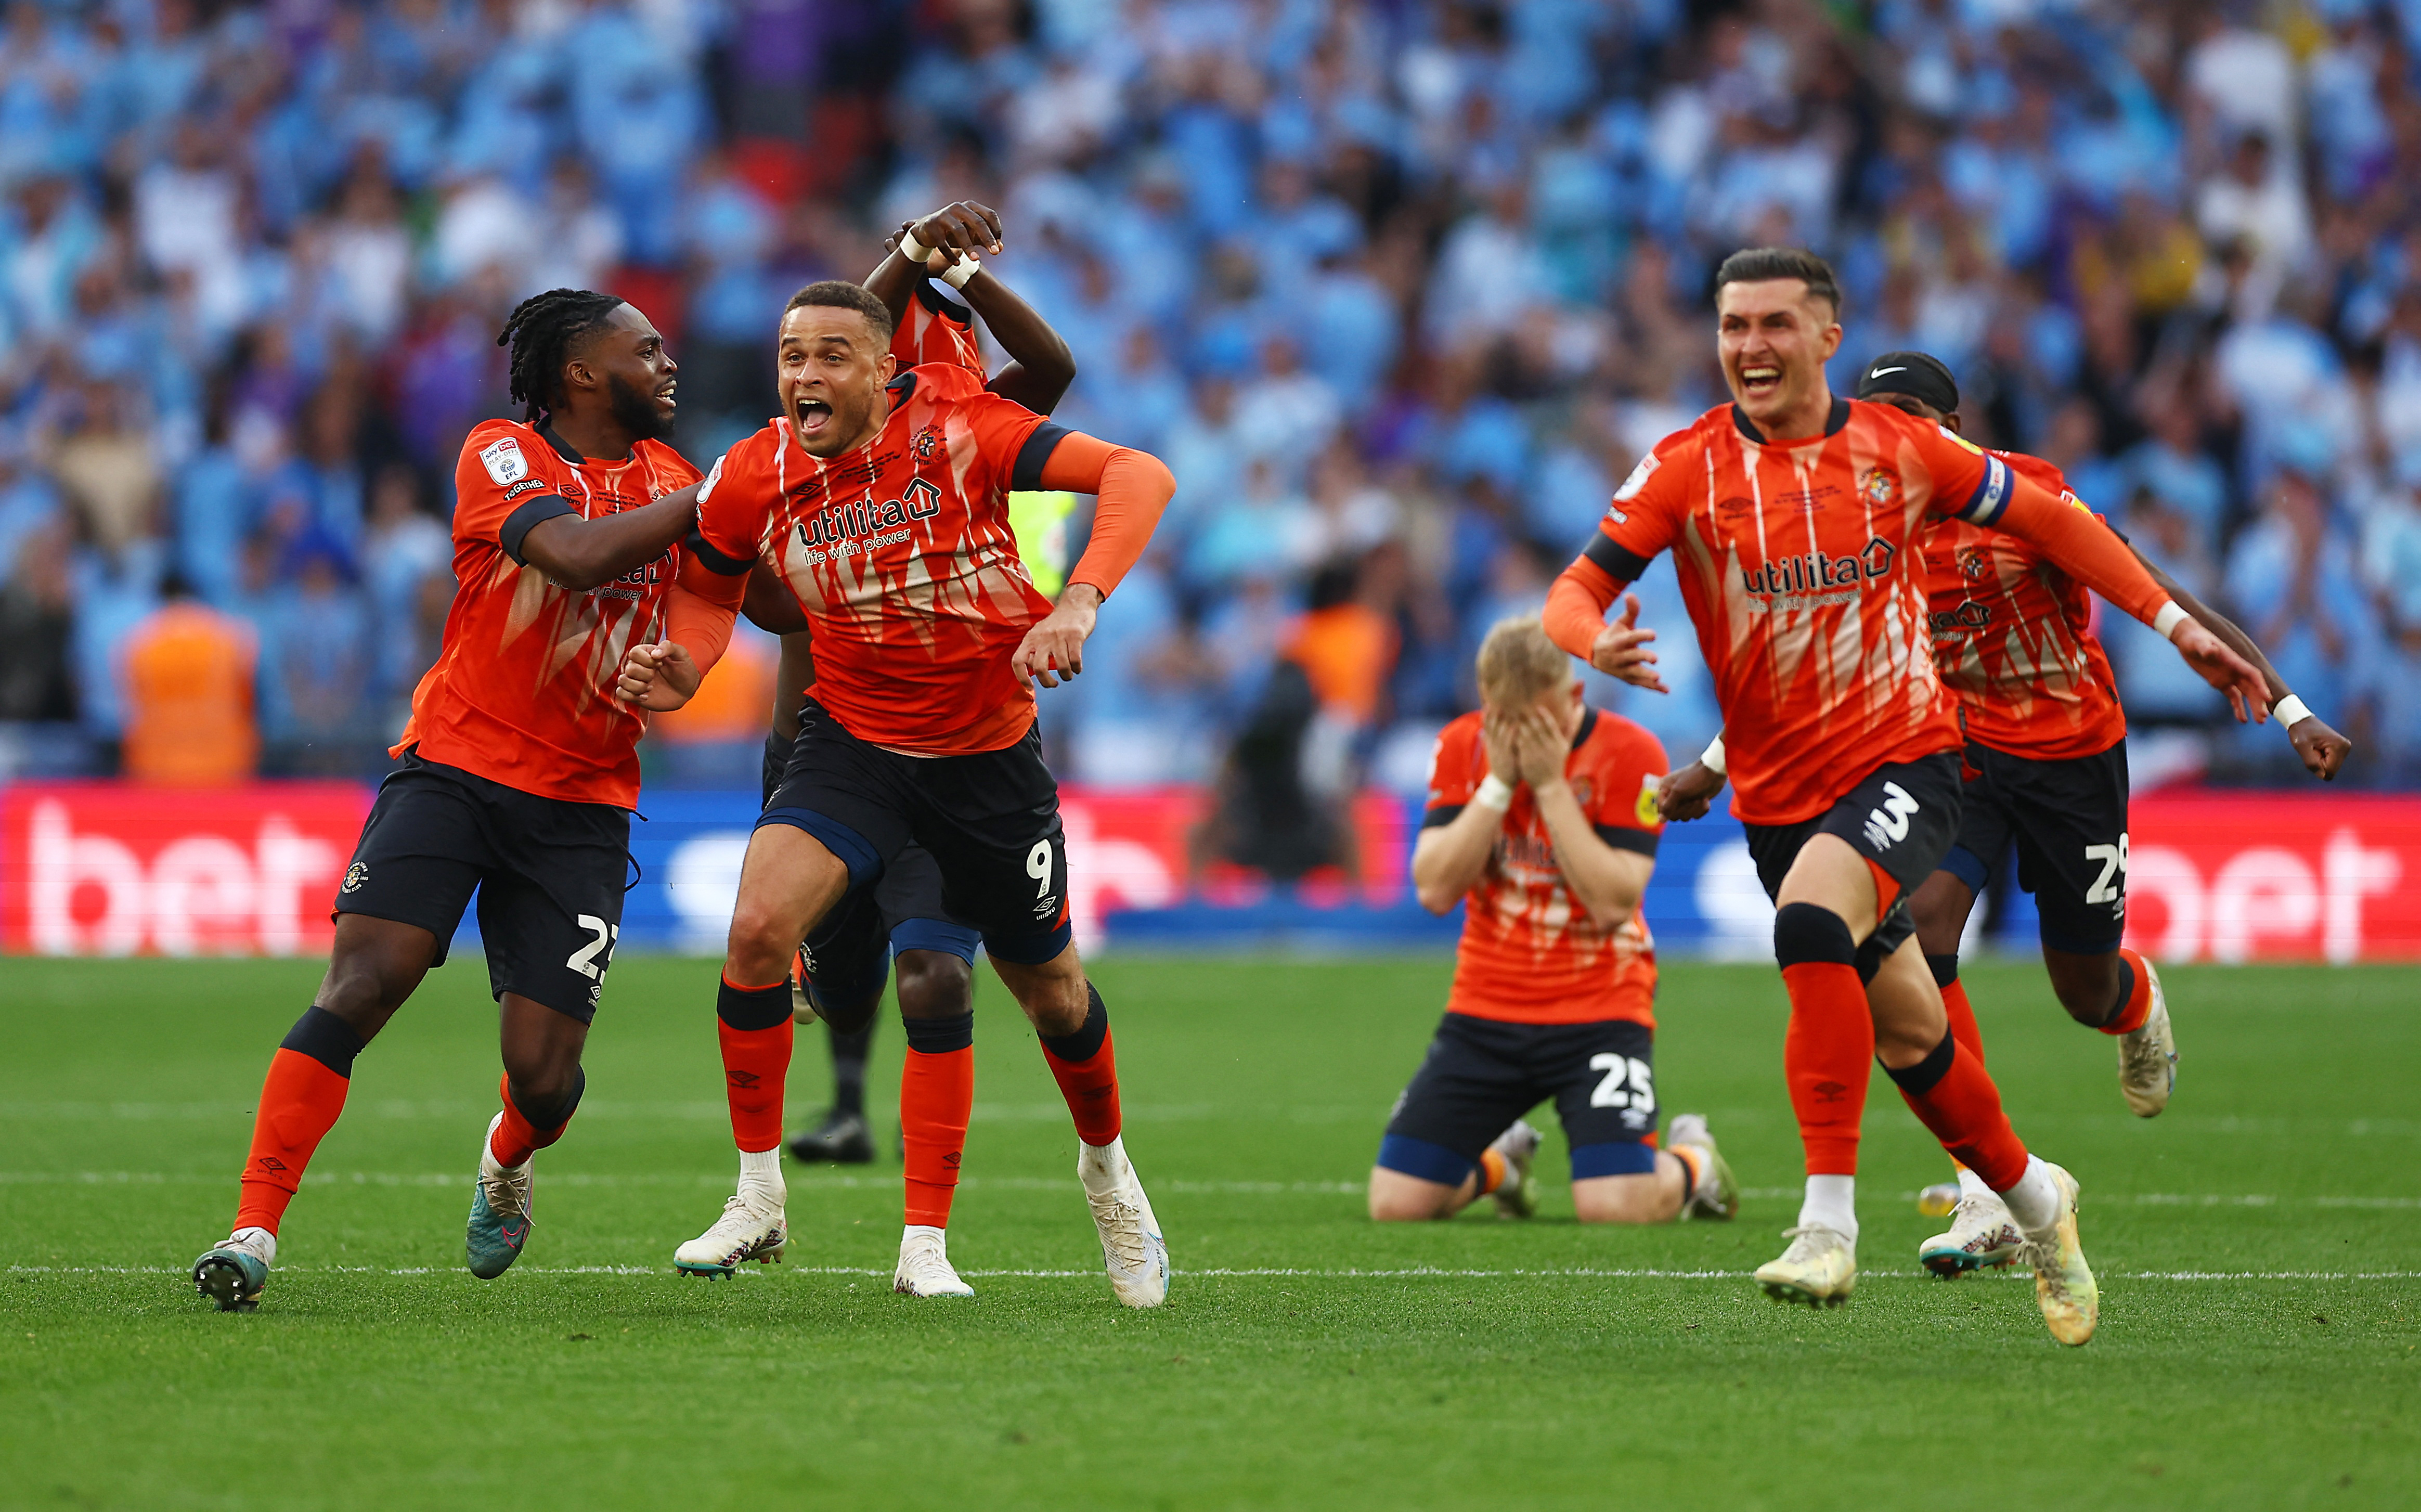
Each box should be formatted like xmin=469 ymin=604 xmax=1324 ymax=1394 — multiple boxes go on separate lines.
xmin=757 ymin=203 xmax=1077 ymax=1179
xmin=1542 ymin=248 xmax=2270 ymax=1342
xmin=1659 ymin=350 xmax=2349 ymax=1275
xmin=1370 ymin=617 xmax=1740 ymax=1226
xmin=192 ymin=290 xmax=716 ymax=1311
xmin=616 ymin=279 xmax=1176 ymax=1306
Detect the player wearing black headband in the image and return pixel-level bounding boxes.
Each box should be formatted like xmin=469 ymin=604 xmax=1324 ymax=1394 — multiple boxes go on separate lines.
xmin=1659 ymin=348 xmax=2350 ymax=1277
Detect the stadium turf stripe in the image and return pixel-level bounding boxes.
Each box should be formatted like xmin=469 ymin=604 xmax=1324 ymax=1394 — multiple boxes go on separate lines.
xmin=12 ymin=1263 xmax=2421 ymax=1281
xmin=4 ymin=1171 xmax=2417 ymax=1208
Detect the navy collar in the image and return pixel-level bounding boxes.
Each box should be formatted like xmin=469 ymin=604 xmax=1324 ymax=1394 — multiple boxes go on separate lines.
xmin=1731 ymin=395 xmax=1851 ymax=445
xmin=1571 ymin=706 xmax=1598 ymax=750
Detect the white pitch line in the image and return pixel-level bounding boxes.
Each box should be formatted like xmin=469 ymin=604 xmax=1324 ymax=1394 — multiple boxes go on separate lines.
xmin=10 ymin=1264 xmax=2421 ymax=1282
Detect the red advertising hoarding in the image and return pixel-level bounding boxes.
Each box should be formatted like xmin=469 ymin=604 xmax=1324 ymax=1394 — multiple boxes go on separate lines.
xmin=2120 ymin=793 xmax=2419 ymax=964
xmin=1 ymin=783 xmax=372 ymax=957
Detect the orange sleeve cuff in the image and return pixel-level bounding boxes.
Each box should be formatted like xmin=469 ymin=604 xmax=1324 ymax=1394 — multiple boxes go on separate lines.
xmin=1544 ymin=557 xmax=1623 ymax=659
xmin=1040 ymin=432 xmax=1174 ymax=599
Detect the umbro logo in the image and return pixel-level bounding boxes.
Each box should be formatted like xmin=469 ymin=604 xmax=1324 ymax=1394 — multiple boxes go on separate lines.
xmin=1810 ymin=1080 xmax=1850 ymax=1104
xmin=255 ymin=1157 xmax=289 ymax=1172
xmin=727 ymin=1070 xmax=761 ymax=1089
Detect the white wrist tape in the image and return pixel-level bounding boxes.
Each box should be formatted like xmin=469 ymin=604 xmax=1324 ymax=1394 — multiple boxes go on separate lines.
xmin=898 ymin=230 xmax=933 ymax=264
xmin=2273 ymin=693 xmax=2313 ymax=727
xmin=939 ymin=255 xmax=980 ymax=289
xmin=1473 ymin=774 xmax=1514 ymax=811
xmin=2152 ymin=601 xmax=2189 ymax=639
xmin=1699 ymin=734 xmax=1727 ymax=778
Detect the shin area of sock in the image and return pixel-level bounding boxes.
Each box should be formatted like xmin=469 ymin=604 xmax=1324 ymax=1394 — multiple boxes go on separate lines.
xmin=1780 ymin=961 xmax=1873 ymax=1177
xmin=901 ymin=1043 xmax=974 ymax=1228
xmin=233 ymin=1011 xmax=362 ymax=1234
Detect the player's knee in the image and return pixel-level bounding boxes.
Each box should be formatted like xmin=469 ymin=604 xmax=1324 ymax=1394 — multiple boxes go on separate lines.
xmin=316 ymin=951 xmax=408 ymax=1028
xmin=1366 ymin=1172 xmax=1452 ymax=1222
xmin=1772 ymin=901 xmax=1856 ymax=968
xmin=504 ymin=1063 xmax=585 ymax=1127
xmin=724 ymin=902 xmax=803 ymax=982
xmin=895 ymin=951 xmax=973 ymax=1020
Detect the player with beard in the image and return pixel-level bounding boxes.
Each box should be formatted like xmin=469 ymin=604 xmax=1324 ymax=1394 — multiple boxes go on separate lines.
xmin=1542 ymin=248 xmax=2270 ymax=1342
xmin=618 ymin=280 xmax=1176 ymax=1304
xmin=1656 ymin=350 xmax=2350 ymax=1275
xmin=747 ymin=204 xmax=1076 ymax=1189
xmin=193 ymin=291 xmax=717 ymax=1311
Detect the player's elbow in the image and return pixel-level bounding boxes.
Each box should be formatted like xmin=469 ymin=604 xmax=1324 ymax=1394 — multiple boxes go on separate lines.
xmin=1413 ymin=879 xmax=1464 ymax=916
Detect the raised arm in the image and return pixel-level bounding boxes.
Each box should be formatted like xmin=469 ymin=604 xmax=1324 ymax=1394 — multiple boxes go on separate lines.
xmin=615 ymin=544 xmax=746 ymax=710
xmin=515 ymin=481 xmax=700 ymax=591
xmin=1544 ymin=552 xmax=1665 ymax=691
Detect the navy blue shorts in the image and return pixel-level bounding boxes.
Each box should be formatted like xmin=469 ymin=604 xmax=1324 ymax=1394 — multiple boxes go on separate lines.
xmin=335 ymin=753 xmax=629 ymax=1023
xmin=762 ymin=698 xmax=1071 ymax=966
xmin=1943 ymin=738 xmax=2129 ymax=954
xmin=1378 ymin=1014 xmax=1662 ymax=1185
xmin=1740 ymin=749 xmax=1964 ymax=963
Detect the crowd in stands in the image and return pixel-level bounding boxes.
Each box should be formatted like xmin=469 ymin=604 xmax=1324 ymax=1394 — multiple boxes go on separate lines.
xmin=4 ymin=0 xmax=2421 ymax=816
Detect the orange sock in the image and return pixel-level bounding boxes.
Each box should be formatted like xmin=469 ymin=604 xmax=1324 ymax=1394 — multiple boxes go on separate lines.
xmin=1477 ymin=1146 xmax=1508 ymax=1195
xmin=488 ymin=1070 xmax=581 ymax=1168
xmin=1038 ymin=985 xmax=1122 ymax=1146
xmin=901 ymin=1018 xmax=975 ymax=1227
xmin=1781 ymin=960 xmax=1874 ymax=1177
xmin=1668 ymin=1143 xmax=1709 ymax=1203
xmin=1939 ymin=976 xmax=1986 ymax=1068
xmin=717 ymin=973 xmax=794 ymax=1154
xmin=1886 ymin=1033 xmax=2030 ymax=1191
xmin=233 ymin=1007 xmax=366 ymax=1235
xmin=2101 ymin=948 xmax=2154 ymax=1035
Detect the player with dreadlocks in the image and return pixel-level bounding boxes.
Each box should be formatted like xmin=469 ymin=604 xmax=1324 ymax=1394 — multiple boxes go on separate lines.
xmin=194 ymin=290 xmax=717 ymax=1311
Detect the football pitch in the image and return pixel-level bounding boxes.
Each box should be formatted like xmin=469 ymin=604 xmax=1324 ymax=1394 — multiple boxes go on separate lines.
xmin=3 ymin=954 xmax=2415 ymax=1510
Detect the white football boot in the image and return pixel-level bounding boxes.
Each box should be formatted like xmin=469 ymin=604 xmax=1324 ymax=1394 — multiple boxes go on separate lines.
xmin=1918 ymin=1188 xmax=2024 ymax=1277
xmin=1079 ymin=1136 xmax=1168 ymax=1308
xmin=2015 ymin=1161 xmax=2098 ymax=1346
xmin=674 ymin=1188 xmax=788 ymax=1277
xmin=1754 ymin=1226 xmax=1857 ymax=1308
xmin=894 ymin=1227 xmax=976 ymax=1298
xmin=2117 ymin=960 xmax=2177 ymax=1117
xmin=1487 ymin=1119 xmax=1543 ymax=1219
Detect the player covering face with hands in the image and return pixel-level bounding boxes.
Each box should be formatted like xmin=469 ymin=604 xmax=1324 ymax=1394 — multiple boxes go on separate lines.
xmin=1372 ymin=617 xmax=1739 ymax=1227
xmin=618 ymin=279 xmax=1178 ymax=1307
xmin=1542 ymin=247 xmax=2272 ymax=1345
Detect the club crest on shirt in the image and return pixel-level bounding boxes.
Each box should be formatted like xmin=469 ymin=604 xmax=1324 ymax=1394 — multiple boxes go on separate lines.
xmin=1860 ymin=467 xmax=1898 ymax=507
xmin=913 ymin=424 xmax=944 ymax=462
xmin=480 ymin=436 xmax=530 ymax=486
xmin=1569 ymin=777 xmax=1594 ymax=809
xmin=1958 ymin=547 xmax=1990 ymax=581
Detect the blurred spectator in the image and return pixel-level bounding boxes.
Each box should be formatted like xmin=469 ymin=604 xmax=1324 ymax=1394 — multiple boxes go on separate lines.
xmin=118 ymin=572 xmax=256 ymax=784
xmin=0 ymin=517 xmax=76 ymax=722
xmin=0 ymin=0 xmax=2411 ymax=803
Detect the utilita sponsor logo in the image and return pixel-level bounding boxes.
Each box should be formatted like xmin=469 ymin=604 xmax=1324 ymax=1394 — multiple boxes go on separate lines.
xmin=1740 ymin=536 xmax=1896 ymax=595
xmin=796 ymin=478 xmax=943 ymax=549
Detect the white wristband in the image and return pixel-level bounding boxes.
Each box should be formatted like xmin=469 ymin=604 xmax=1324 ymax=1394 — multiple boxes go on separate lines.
xmin=2152 ymin=601 xmax=2189 ymax=639
xmin=898 ymin=230 xmax=933 ymax=264
xmin=2272 ymin=693 xmax=2312 ymax=727
xmin=1699 ymin=734 xmax=1726 ymax=778
xmin=939 ymin=255 xmax=980 ymax=289
xmin=1473 ymin=774 xmax=1514 ymax=811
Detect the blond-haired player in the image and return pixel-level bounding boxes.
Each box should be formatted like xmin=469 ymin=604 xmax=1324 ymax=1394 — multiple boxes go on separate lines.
xmin=1368 ymin=617 xmax=1738 ymax=1224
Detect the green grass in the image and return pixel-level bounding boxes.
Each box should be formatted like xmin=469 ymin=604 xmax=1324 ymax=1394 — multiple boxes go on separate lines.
xmin=3 ymin=955 xmax=2416 ymax=1510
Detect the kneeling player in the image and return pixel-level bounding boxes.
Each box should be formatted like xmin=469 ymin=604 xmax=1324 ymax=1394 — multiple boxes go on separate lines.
xmin=1370 ymin=618 xmax=1739 ymax=1225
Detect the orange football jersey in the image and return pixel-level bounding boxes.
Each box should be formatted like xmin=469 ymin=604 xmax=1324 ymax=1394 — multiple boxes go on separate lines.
xmin=689 ymin=364 xmax=1064 ymax=755
xmin=1587 ymin=398 xmax=2013 ymax=825
xmin=1425 ymin=707 xmax=1666 ymax=1027
xmin=890 ymin=283 xmax=986 ymax=378
xmin=396 ymin=420 xmax=700 ymax=807
xmin=1921 ymin=450 xmax=2128 ymax=760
